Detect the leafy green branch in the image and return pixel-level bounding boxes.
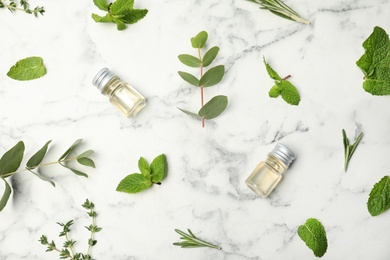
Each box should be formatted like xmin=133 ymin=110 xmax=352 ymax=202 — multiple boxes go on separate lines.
xmin=0 ymin=139 xmax=95 ymax=212
xmin=39 ymin=199 xmax=102 ymax=260
xmin=0 ymin=0 xmax=44 ymax=17
xmin=173 ymin=229 xmax=222 ymax=250
xmin=178 ymin=31 xmax=228 ymax=127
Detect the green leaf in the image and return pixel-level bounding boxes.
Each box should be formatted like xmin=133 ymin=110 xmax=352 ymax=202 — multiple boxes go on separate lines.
xmin=115 ymin=19 xmax=127 ymax=30
xmin=150 ymin=154 xmax=167 ymax=183
xmin=27 ymin=169 xmax=55 ymax=187
xmin=58 ymin=139 xmax=83 ymax=161
xmin=199 ymin=65 xmax=225 ymax=87
xmin=362 ymin=67 xmax=390 ymax=95
xmin=178 ymin=54 xmax=202 ymax=67
xmin=198 ymin=95 xmax=228 ymax=119
xmin=178 ymin=71 xmax=199 ymax=86
xmin=367 ymin=176 xmax=390 ymax=216
xmin=7 ymin=56 xmax=46 ymax=81
xmin=0 ymin=141 xmax=25 ymax=177
xmin=77 ymin=158 xmax=96 ymax=168
xmin=298 ymin=218 xmax=328 ymax=257
xmin=202 ymin=46 xmax=219 ymax=67
xmin=110 ymin=0 xmax=133 ymax=15
xmin=116 ymin=173 xmax=152 ymax=194
xmin=177 ymin=107 xmax=201 ymax=119
xmin=269 ymin=85 xmax=281 ymax=98
xmin=263 ymin=57 xmax=281 ymax=80
xmin=191 ymin=31 xmax=208 ymax=49
xmin=278 ymin=81 xmax=300 ymax=105
xmin=0 ymin=178 xmax=11 ymax=212
xmin=138 ymin=157 xmax=151 ymax=177
xmin=121 ymin=9 xmax=148 ymax=24
xmin=63 ymin=166 xmax=88 ymax=178
xmin=93 ymin=0 xmax=109 ymax=11
xmin=92 ymin=13 xmax=112 ymax=23
xmin=77 ymin=150 xmax=94 ymax=159
xmin=26 ymin=140 xmax=51 ymax=169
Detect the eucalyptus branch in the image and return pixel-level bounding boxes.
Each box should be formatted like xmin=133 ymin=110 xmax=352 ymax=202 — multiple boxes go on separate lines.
xmin=173 ymin=229 xmax=222 ymax=250
xmin=0 ymin=0 xmax=44 ymax=17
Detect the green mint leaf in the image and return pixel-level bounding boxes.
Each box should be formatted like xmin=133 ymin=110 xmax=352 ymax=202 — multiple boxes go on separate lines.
xmin=0 ymin=141 xmax=25 ymax=177
xmin=198 ymin=95 xmax=228 ymax=119
xmin=114 ymin=19 xmax=127 ymax=30
xmin=367 ymin=176 xmax=390 ymax=216
xmin=7 ymin=56 xmax=46 ymax=81
xmin=116 ymin=173 xmax=152 ymax=194
xmin=150 ymin=154 xmax=167 ymax=183
xmin=93 ymin=0 xmax=109 ymax=11
xmin=191 ymin=31 xmax=208 ymax=49
xmin=278 ymin=81 xmax=300 ymax=105
xmin=362 ymin=67 xmax=390 ymax=95
xmin=58 ymin=139 xmax=83 ymax=161
xmin=0 ymin=178 xmax=11 ymax=212
xmin=298 ymin=218 xmax=328 ymax=257
xmin=178 ymin=107 xmax=201 ymax=119
xmin=27 ymin=169 xmax=55 ymax=187
xmin=178 ymin=71 xmax=199 ymax=86
xmin=263 ymin=57 xmax=281 ymax=80
xmin=199 ymin=65 xmax=225 ymax=87
xmin=120 ymin=9 xmax=148 ymax=24
xmin=92 ymin=13 xmax=112 ymax=23
xmin=110 ymin=0 xmax=132 ymax=15
xmin=268 ymin=85 xmax=281 ymax=98
xmin=77 ymin=157 xmax=96 ymax=168
xmin=178 ymin=54 xmax=202 ymax=68
xmin=138 ymin=157 xmax=151 ymax=177
xmin=26 ymin=140 xmax=52 ymax=169
xmin=202 ymin=46 xmax=219 ymax=67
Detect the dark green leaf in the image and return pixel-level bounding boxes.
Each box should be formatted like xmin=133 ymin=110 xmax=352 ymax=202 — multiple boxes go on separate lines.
xmin=116 ymin=173 xmax=152 ymax=194
xmin=138 ymin=157 xmax=150 ymax=176
xmin=7 ymin=56 xmax=46 ymax=81
xmin=199 ymin=65 xmax=225 ymax=87
xmin=0 ymin=141 xmax=25 ymax=177
xmin=121 ymin=9 xmax=148 ymax=24
xmin=298 ymin=218 xmax=328 ymax=257
xmin=367 ymin=176 xmax=390 ymax=216
xmin=115 ymin=19 xmax=126 ymax=30
xmin=202 ymin=46 xmax=219 ymax=67
xmin=0 ymin=178 xmax=11 ymax=212
xmin=178 ymin=107 xmax=201 ymax=119
xmin=58 ymin=139 xmax=83 ymax=161
xmin=150 ymin=154 xmax=167 ymax=183
xmin=178 ymin=71 xmax=199 ymax=86
xmin=92 ymin=13 xmax=112 ymax=23
xmin=27 ymin=169 xmax=55 ymax=187
xmin=191 ymin=31 xmax=208 ymax=49
xmin=93 ymin=0 xmax=109 ymax=11
xmin=178 ymin=54 xmax=201 ymax=67
xmin=77 ymin=157 xmax=96 ymax=168
xmin=198 ymin=95 xmax=228 ymax=119
xmin=26 ymin=140 xmax=51 ymax=169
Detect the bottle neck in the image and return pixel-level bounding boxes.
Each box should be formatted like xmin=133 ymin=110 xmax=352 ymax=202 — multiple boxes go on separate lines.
xmin=265 ymin=154 xmax=287 ymax=173
xmin=101 ymin=76 xmax=121 ymax=96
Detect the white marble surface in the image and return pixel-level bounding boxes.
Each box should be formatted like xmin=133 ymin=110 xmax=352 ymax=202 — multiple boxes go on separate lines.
xmin=1 ymin=0 xmax=390 ymax=259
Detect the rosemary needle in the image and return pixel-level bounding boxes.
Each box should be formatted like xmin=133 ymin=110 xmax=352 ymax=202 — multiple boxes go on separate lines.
xmin=173 ymin=229 xmax=222 ymax=250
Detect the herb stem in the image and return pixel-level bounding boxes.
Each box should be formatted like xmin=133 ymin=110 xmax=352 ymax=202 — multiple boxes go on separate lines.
xmin=65 ymin=232 xmax=76 ymax=258
xmin=198 ymin=48 xmax=205 ymax=127
xmin=282 ymin=75 xmax=291 ymax=80
xmin=87 ymin=211 xmax=96 ymax=256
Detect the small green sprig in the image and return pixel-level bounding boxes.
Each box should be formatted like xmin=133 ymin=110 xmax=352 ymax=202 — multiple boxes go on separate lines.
xmin=178 ymin=31 xmax=228 ymax=128
xmin=39 ymin=199 xmax=102 ymax=260
xmin=0 ymin=0 xmax=44 ymax=17
xmin=342 ymin=129 xmax=363 ymax=172
xmin=173 ymin=229 xmax=222 ymax=250
xmin=0 ymin=139 xmax=95 ymax=212
xmin=248 ymin=0 xmax=310 ymax=24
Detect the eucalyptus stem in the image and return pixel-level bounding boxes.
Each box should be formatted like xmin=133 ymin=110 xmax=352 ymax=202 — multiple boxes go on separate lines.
xmin=198 ymin=48 xmax=205 ymax=127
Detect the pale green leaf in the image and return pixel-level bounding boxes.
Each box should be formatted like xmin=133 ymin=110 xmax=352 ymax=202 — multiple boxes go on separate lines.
xmin=77 ymin=150 xmax=94 ymax=159
xmin=115 ymin=19 xmax=127 ymax=30
xmin=116 ymin=173 xmax=152 ymax=194
xmin=110 ymin=0 xmax=132 ymax=15
xmin=198 ymin=95 xmax=228 ymax=119
xmin=367 ymin=176 xmax=390 ymax=216
xmin=7 ymin=57 xmax=46 ymax=81
xmin=0 ymin=178 xmax=11 ymax=212
xmin=191 ymin=31 xmax=208 ymax=49
xmin=27 ymin=169 xmax=55 ymax=187
xmin=58 ymin=139 xmax=83 ymax=161
xmin=26 ymin=140 xmax=51 ymax=169
xmin=150 ymin=154 xmax=167 ymax=183
xmin=93 ymin=0 xmax=109 ymax=11
xmin=77 ymin=157 xmax=96 ymax=168
xmin=92 ymin=13 xmax=112 ymax=23
xmin=138 ymin=157 xmax=151 ymax=177
xmin=178 ymin=54 xmax=201 ymax=67
xmin=278 ymin=81 xmax=300 ymax=105
xmin=298 ymin=218 xmax=328 ymax=257
xmin=178 ymin=71 xmax=199 ymax=86
xmin=177 ymin=107 xmax=201 ymax=119
xmin=202 ymin=46 xmax=219 ymax=67
xmin=0 ymin=141 xmax=25 ymax=177
xmin=269 ymin=85 xmax=281 ymax=98
xmin=263 ymin=57 xmax=281 ymax=80
xmin=199 ymin=65 xmax=225 ymax=87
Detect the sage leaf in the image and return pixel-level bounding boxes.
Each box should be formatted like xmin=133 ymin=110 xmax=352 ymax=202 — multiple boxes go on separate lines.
xmin=178 ymin=54 xmax=201 ymax=68
xmin=178 ymin=71 xmax=199 ymax=87
xmin=0 ymin=141 xmax=25 ymax=177
xmin=27 ymin=169 xmax=55 ymax=187
xmin=298 ymin=218 xmax=328 ymax=257
xmin=367 ymin=176 xmax=390 ymax=216
xmin=178 ymin=107 xmax=201 ymax=119
xmin=7 ymin=56 xmax=46 ymax=81
xmin=116 ymin=173 xmax=152 ymax=194
xmin=199 ymin=65 xmax=225 ymax=87
xmin=59 ymin=139 xmax=83 ymax=161
xmin=77 ymin=158 xmax=96 ymax=168
xmin=0 ymin=178 xmax=11 ymax=212
xmin=150 ymin=154 xmax=167 ymax=183
xmin=191 ymin=31 xmax=208 ymax=49
xmin=202 ymin=46 xmax=220 ymax=67
xmin=138 ymin=157 xmax=151 ymax=176
xmin=93 ymin=0 xmax=109 ymax=11
xmin=198 ymin=95 xmax=228 ymax=119
xmin=26 ymin=140 xmax=52 ymax=169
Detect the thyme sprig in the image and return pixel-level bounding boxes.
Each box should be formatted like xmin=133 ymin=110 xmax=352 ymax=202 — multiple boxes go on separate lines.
xmin=248 ymin=0 xmax=310 ymax=25
xmin=0 ymin=0 xmax=44 ymax=17
xmin=173 ymin=229 xmax=222 ymax=250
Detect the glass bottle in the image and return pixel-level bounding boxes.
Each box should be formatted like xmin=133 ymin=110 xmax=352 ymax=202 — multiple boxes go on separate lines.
xmin=92 ymin=68 xmax=146 ymax=117
xmin=245 ymin=143 xmax=295 ymax=198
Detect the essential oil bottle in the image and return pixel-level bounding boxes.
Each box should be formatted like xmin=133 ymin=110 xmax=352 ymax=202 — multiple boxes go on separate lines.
xmin=92 ymin=68 xmax=146 ymax=117
xmin=245 ymin=143 xmax=295 ymax=198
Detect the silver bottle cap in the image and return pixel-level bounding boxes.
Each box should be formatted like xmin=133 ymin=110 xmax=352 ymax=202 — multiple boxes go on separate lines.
xmin=270 ymin=143 xmax=296 ymax=167
xmin=92 ymin=68 xmax=117 ymax=93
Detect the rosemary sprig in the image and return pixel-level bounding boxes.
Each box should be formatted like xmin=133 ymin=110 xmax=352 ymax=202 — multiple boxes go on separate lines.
xmin=342 ymin=129 xmax=363 ymax=172
xmin=0 ymin=0 xmax=44 ymax=17
xmin=173 ymin=229 xmax=222 ymax=250
xmin=248 ymin=0 xmax=310 ymax=25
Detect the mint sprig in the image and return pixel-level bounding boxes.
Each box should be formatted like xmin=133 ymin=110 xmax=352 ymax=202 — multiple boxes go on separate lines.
xmin=7 ymin=56 xmax=46 ymax=81
xmin=367 ymin=176 xmax=390 ymax=216
xmin=263 ymin=57 xmax=300 ymax=105
xmin=116 ymin=154 xmax=168 ymax=194
xmin=298 ymin=218 xmax=328 ymax=257
xmin=92 ymin=0 xmax=148 ymax=31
